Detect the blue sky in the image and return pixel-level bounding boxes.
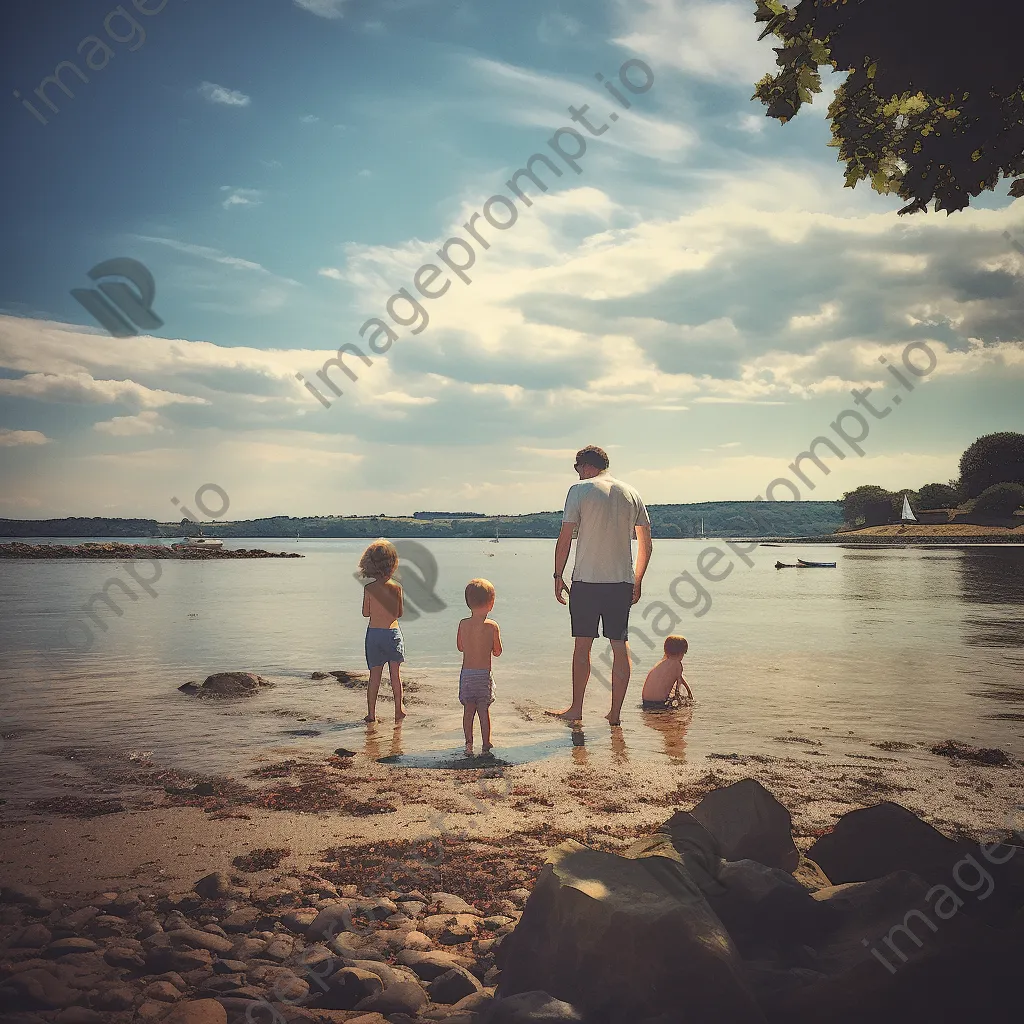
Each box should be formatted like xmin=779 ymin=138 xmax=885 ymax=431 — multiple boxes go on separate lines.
xmin=1 ymin=0 xmax=1021 ymax=519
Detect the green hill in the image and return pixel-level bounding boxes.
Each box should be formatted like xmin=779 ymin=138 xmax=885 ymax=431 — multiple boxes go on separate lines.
xmin=0 ymin=501 xmax=844 ymax=540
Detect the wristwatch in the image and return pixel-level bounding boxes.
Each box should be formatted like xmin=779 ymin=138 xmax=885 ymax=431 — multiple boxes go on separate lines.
xmin=553 ymin=573 xmax=563 ymax=579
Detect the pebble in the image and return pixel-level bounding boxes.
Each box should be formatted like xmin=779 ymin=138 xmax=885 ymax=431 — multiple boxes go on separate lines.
xmin=91 ymin=982 xmax=138 ymax=1010
xmin=145 ymin=980 xmax=184 ymax=1002
xmin=167 ymin=928 xmax=235 ymax=956
xmin=54 ymin=1009 xmax=104 ymax=1024
xmin=431 ymin=892 xmax=481 ymax=915
xmin=428 ymin=965 xmax=484 ymax=1004
xmin=353 ymin=979 xmax=427 ymax=1015
xmin=44 ymin=937 xmax=99 ymax=957
xmin=13 ymin=923 xmax=52 ymax=948
xmin=161 ymin=999 xmax=229 ymax=1024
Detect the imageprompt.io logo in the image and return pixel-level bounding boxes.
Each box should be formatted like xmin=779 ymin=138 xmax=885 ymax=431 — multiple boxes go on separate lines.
xmin=71 ymin=258 xmax=163 ymax=338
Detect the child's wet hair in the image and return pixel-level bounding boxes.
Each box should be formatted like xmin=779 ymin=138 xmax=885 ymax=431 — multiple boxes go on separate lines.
xmin=359 ymin=538 xmax=399 ymax=579
xmin=664 ymin=635 xmax=688 ymax=657
xmin=465 ymin=578 xmax=495 ymax=609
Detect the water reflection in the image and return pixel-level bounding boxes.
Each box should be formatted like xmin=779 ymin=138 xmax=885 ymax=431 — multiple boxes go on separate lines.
xmin=364 ymin=723 xmax=404 ymax=761
xmin=639 ymin=704 xmax=693 ymax=761
xmin=954 ymin=549 xmax=1024 ymax=719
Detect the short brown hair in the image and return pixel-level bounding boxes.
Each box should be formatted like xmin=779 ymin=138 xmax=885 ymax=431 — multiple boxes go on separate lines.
xmin=465 ymin=578 xmax=495 ymax=609
xmin=664 ymin=635 xmax=688 ymax=657
xmin=576 ymin=445 xmax=609 ymax=471
xmin=358 ymin=538 xmax=398 ymax=579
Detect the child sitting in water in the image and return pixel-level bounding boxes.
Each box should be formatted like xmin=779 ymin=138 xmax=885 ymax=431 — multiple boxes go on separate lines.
xmin=641 ymin=635 xmax=692 ymax=710
xmin=457 ymin=578 xmax=502 ymax=756
xmin=358 ymin=538 xmax=407 ymax=724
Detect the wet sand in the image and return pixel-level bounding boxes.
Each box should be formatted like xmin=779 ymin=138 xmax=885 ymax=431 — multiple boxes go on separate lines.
xmin=3 ymin=736 xmax=1021 ymax=898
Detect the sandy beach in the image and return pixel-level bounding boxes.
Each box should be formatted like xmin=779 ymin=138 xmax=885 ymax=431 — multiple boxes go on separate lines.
xmin=4 ymin=738 xmax=1021 ymax=898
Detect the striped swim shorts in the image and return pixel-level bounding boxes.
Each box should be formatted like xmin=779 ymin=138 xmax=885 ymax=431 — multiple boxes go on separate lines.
xmin=459 ymin=668 xmax=495 ymax=707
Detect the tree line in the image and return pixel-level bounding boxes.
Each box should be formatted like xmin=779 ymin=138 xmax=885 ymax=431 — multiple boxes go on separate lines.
xmin=841 ymin=433 xmax=1024 ymax=526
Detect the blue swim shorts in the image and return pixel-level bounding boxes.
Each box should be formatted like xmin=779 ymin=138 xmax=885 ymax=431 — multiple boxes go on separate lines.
xmin=365 ymin=627 xmax=405 ymax=669
xmin=459 ymin=668 xmax=495 ymax=707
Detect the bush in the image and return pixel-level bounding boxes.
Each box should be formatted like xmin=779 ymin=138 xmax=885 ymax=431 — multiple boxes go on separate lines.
xmin=917 ymin=481 xmax=962 ymax=509
xmin=971 ymin=483 xmax=1024 ymax=518
xmin=842 ymin=485 xmax=894 ymax=525
xmin=959 ymin=432 xmax=1024 ymax=498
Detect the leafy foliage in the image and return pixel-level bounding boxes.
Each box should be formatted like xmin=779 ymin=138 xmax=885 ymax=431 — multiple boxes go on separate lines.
xmin=958 ymin=432 xmax=1024 ymax=497
xmin=841 ymin=484 xmax=894 ymax=525
xmin=917 ymin=481 xmax=962 ymax=509
xmin=971 ymin=482 xmax=1024 ymax=517
xmin=752 ymin=0 xmax=1024 ymax=215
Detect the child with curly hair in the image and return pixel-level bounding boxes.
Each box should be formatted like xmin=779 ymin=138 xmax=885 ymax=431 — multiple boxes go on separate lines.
xmin=358 ymin=538 xmax=407 ymax=723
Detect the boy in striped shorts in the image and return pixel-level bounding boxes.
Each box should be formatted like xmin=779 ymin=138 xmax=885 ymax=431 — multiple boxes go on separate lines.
xmin=457 ymin=578 xmax=503 ymax=756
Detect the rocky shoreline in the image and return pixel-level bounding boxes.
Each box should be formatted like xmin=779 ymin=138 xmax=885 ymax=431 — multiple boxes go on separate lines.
xmin=2 ymin=779 xmax=1021 ymax=1024
xmin=0 ymin=543 xmax=302 ymax=560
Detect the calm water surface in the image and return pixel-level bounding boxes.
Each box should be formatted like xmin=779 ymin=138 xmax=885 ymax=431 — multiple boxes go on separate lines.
xmin=1 ymin=539 xmax=1022 ymax=800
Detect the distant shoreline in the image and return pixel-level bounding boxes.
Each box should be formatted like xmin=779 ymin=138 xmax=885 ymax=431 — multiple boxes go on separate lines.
xmin=0 ymin=541 xmax=302 ymax=559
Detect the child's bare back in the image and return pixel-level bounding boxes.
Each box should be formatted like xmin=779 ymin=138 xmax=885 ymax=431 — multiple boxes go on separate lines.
xmin=458 ymin=615 xmax=500 ymax=669
xmin=363 ymin=578 xmax=402 ymax=627
xmin=641 ymin=635 xmax=692 ymax=709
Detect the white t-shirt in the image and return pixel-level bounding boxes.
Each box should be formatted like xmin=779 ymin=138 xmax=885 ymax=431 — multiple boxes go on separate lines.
xmin=562 ymin=473 xmax=651 ymax=584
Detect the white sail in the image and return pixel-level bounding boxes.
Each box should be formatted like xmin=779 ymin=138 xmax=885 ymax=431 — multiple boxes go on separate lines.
xmin=901 ymin=495 xmax=917 ymax=521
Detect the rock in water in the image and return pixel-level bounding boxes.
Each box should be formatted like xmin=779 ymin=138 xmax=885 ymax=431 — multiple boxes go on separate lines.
xmin=192 ymin=672 xmax=271 ymax=697
xmin=686 ymin=778 xmax=800 ymax=872
xmin=496 ymin=840 xmax=765 ymax=1024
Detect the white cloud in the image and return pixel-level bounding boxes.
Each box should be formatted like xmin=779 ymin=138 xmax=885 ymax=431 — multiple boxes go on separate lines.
xmin=93 ymin=411 xmax=166 ymax=436
xmin=220 ymin=187 xmax=264 ymax=210
xmin=612 ymin=0 xmax=779 ymax=85
xmin=0 ymin=429 xmax=51 ymax=447
xmin=293 ymin=0 xmax=350 ymax=18
xmin=198 ymin=82 xmax=251 ymax=107
xmin=300 ymin=114 xmax=320 ymax=124
xmin=0 ymin=372 xmax=208 ymax=410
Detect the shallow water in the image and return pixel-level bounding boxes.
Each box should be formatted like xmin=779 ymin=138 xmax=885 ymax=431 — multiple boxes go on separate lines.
xmin=1 ymin=539 xmax=1022 ymax=800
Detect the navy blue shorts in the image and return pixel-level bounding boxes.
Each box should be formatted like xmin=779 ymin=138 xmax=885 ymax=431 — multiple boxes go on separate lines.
xmin=365 ymin=627 xmax=405 ymax=669
xmin=568 ymin=581 xmax=633 ymax=641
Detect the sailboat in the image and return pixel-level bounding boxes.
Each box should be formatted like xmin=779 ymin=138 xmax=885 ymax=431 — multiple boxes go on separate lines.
xmin=490 ymin=523 xmax=499 ymax=543
xmin=901 ymin=495 xmax=917 ymax=522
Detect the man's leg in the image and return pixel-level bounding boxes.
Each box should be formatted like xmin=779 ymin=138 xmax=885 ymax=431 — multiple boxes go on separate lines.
xmin=606 ymin=640 xmax=631 ymax=726
xmin=547 ymin=583 xmax=597 ymax=721
xmin=545 ymin=636 xmax=594 ymax=720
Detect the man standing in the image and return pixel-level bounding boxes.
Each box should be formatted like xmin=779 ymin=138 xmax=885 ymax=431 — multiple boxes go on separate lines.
xmin=547 ymin=445 xmax=653 ymax=726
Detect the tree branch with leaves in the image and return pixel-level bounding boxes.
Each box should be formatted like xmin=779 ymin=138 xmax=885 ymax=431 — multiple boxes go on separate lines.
xmin=752 ymin=0 xmax=1024 ymax=215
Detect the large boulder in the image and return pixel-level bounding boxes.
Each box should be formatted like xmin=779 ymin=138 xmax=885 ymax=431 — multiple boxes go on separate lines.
xmin=496 ymin=840 xmax=766 ymax=1024
xmin=808 ymin=802 xmax=1024 ymax=925
xmin=706 ymin=859 xmax=840 ymax=959
xmin=752 ymin=869 xmax=1016 ymax=1023
xmin=686 ymin=779 xmax=800 ymax=872
xmin=191 ymin=672 xmax=271 ymax=697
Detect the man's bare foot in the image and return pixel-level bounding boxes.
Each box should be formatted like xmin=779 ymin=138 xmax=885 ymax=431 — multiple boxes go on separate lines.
xmin=604 ymin=712 xmax=621 ymax=726
xmin=464 ymin=743 xmax=474 ymax=757
xmin=544 ymin=707 xmax=583 ymax=722
xmin=364 ymin=715 xmax=376 ymax=723
xmin=482 ymin=743 xmax=493 ymax=754
xmin=395 ymin=707 xmax=407 ymax=722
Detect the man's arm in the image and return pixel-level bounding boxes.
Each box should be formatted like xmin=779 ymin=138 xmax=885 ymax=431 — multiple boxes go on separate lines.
xmin=554 ymin=522 xmax=574 ymax=604
xmin=632 ymin=524 xmax=653 ymax=605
